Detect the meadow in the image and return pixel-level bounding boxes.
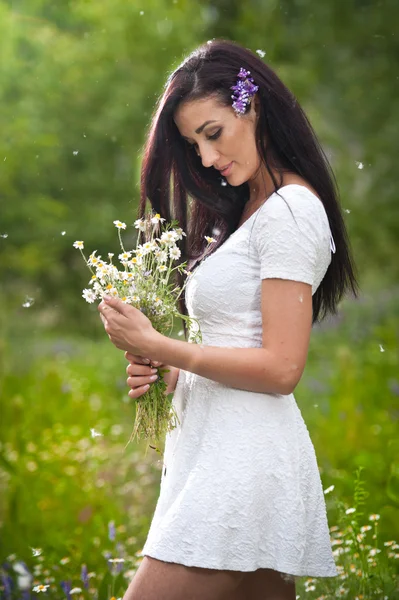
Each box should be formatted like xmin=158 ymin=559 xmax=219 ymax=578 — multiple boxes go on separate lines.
xmin=1 ymin=286 xmax=398 ymax=598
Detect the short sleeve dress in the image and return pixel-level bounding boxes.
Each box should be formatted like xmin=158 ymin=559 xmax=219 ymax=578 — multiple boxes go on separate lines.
xmin=142 ymin=184 xmax=338 ymax=578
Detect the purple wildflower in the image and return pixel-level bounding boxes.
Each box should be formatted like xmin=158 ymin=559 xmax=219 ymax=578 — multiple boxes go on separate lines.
xmin=60 ymin=580 xmax=72 ymax=599
xmin=80 ymin=564 xmax=89 ymax=589
xmin=231 ymin=68 xmax=259 ymax=115
xmin=1 ymin=573 xmax=13 ymax=599
xmin=108 ymin=520 xmax=116 ymax=542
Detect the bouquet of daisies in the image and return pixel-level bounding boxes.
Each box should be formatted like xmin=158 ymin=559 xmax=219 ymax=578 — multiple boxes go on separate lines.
xmin=73 ymin=212 xmax=202 ymax=449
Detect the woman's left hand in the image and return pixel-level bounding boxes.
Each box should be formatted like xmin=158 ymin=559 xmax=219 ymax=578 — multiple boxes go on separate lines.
xmin=98 ymin=295 xmax=158 ymax=356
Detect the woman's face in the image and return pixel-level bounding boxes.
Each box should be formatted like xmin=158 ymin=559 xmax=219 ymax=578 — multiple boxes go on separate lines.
xmin=174 ymin=95 xmax=261 ymax=186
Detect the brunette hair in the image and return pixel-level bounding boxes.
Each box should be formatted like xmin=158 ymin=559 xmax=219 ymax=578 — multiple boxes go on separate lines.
xmin=138 ymin=39 xmax=358 ymax=337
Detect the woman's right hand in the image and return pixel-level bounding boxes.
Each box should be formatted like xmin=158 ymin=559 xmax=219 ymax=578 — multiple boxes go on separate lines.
xmin=125 ymin=352 xmax=180 ymax=400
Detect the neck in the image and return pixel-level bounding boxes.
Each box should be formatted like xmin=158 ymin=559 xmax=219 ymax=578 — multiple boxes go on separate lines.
xmin=247 ymin=163 xmax=282 ymax=205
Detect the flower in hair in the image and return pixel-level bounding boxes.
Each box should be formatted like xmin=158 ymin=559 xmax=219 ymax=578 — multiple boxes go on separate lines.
xmin=230 ymin=68 xmax=259 ymax=115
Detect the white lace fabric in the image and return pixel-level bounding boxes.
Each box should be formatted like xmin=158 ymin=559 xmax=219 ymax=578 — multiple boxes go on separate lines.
xmin=142 ymin=185 xmax=338 ymax=577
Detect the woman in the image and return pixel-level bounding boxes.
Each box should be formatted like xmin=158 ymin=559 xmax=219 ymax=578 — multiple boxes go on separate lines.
xmin=98 ymin=39 xmax=358 ymax=600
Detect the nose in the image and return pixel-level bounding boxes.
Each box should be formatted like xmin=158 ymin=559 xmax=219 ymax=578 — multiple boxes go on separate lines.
xmin=197 ymin=143 xmax=220 ymax=169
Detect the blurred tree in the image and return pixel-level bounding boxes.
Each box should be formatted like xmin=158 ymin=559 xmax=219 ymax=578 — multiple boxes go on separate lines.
xmin=0 ymin=0 xmax=398 ymax=334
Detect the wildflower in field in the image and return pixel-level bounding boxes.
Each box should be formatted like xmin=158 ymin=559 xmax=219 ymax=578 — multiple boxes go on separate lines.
xmin=70 ymin=587 xmax=82 ymax=594
xmin=108 ymin=558 xmax=125 ymax=563
xmin=60 ymin=557 xmax=70 ymax=565
xmin=13 ymin=562 xmax=33 ymax=590
xmin=90 ymin=428 xmax=102 ymax=438
xmin=108 ymin=520 xmax=116 ymax=541
xmin=204 ymin=235 xmax=216 ymax=243
xmin=113 ymin=220 xmax=126 ymax=229
xmin=324 ymin=485 xmax=335 ymax=494
xmin=345 ymin=507 xmax=356 ymax=514
xmin=33 ymin=584 xmax=49 ymax=593
xmin=81 ymin=564 xmax=89 ymax=589
xmin=360 ymin=525 xmax=372 ymax=532
xmin=73 ymin=241 xmax=84 ymax=249
xmin=368 ymin=513 xmax=380 ymax=521
xmin=31 ymin=548 xmax=42 ymax=557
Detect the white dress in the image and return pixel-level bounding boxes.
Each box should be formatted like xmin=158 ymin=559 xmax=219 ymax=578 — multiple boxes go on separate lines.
xmin=142 ymin=184 xmax=338 ymax=578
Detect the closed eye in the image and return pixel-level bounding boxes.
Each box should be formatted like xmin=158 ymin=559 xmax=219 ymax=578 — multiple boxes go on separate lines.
xmin=208 ymin=129 xmax=222 ymax=141
xmin=187 ymin=129 xmax=222 ymax=150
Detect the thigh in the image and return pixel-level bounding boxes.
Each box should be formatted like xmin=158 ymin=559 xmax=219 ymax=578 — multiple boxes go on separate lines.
xmin=234 ymin=568 xmax=296 ymax=600
xmin=123 ymin=556 xmax=246 ymax=600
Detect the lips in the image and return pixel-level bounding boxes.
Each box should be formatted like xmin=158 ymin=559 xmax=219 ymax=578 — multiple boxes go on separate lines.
xmin=217 ymin=162 xmax=233 ymax=174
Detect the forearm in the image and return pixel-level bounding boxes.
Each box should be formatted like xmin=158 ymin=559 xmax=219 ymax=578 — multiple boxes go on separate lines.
xmin=148 ymin=332 xmax=296 ymax=395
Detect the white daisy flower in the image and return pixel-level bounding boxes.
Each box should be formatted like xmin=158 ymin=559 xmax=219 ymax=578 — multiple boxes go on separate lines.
xmin=156 ymin=250 xmax=168 ymax=263
xmin=31 ymin=548 xmax=42 ymax=557
xmin=160 ymin=230 xmax=179 ymax=245
xmin=205 ymin=236 xmax=216 ymax=243
xmin=113 ymin=220 xmax=126 ymax=229
xmin=169 ymin=246 xmax=181 ymax=260
xmin=323 ymin=485 xmax=335 ymax=494
xmin=157 ymin=265 xmax=168 ymax=272
xmin=88 ymin=250 xmax=101 ymax=265
xmin=134 ymin=218 xmax=146 ymax=231
xmin=174 ymin=228 xmax=186 ymax=240
xmin=73 ymin=241 xmax=84 ymax=249
xmin=128 ymin=256 xmax=143 ymax=266
xmin=33 ymin=584 xmax=50 ymax=593
xmin=70 ymin=588 xmax=83 ymax=594
xmin=369 ymin=513 xmax=380 ymax=521
xmin=141 ymin=241 xmax=156 ymax=255
xmin=118 ymin=251 xmax=132 ymax=262
xmin=345 ymin=508 xmax=356 ymax=514
xmin=150 ymin=213 xmax=166 ymax=225
xmin=82 ymin=289 xmax=97 ymax=303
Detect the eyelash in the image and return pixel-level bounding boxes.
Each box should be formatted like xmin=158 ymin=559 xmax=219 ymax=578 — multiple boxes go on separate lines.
xmin=189 ymin=129 xmax=222 ymax=150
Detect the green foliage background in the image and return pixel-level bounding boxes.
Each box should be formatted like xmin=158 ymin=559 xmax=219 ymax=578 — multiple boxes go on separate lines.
xmin=0 ymin=0 xmax=398 ymax=596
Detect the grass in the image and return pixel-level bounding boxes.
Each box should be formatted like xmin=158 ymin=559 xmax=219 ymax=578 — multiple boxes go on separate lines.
xmin=0 ymin=287 xmax=398 ymax=598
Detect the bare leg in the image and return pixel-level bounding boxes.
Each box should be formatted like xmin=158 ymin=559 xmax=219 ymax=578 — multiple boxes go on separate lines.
xmin=123 ymin=556 xmax=246 ymax=600
xmin=233 ymin=568 xmax=296 ymax=600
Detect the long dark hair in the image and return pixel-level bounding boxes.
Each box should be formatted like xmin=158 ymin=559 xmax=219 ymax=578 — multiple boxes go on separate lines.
xmin=138 ymin=39 xmax=358 ymax=338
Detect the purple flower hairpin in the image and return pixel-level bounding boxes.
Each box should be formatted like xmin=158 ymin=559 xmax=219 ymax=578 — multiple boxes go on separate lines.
xmin=231 ymin=67 xmax=259 ymax=115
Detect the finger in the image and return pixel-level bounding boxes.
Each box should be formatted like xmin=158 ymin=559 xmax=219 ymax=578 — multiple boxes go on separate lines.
xmin=126 ymin=363 xmax=158 ymax=377
xmin=127 ymin=373 xmax=158 ymax=388
xmin=128 ymin=383 xmax=150 ymax=399
xmin=102 ymin=295 xmax=131 ymax=317
xmin=125 ymin=351 xmax=150 ymax=365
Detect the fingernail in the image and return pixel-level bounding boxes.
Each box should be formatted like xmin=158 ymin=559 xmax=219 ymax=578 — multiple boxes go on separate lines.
xmin=104 ymin=295 xmax=111 ymax=302
xmin=143 ymin=358 xmax=150 ymax=364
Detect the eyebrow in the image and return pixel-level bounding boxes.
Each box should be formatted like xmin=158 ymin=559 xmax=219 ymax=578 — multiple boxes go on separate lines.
xmin=181 ymin=120 xmax=218 ymax=140
xmin=195 ymin=120 xmax=217 ymax=134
